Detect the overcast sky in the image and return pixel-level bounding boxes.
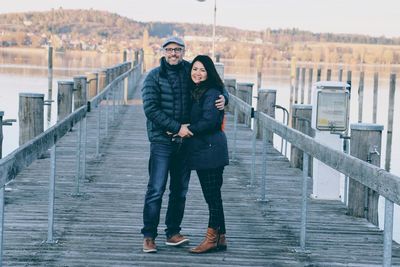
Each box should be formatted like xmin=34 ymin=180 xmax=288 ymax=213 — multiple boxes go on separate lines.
xmin=1 ymin=0 xmax=399 ymax=38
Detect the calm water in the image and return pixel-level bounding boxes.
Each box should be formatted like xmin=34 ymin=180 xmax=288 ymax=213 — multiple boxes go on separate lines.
xmin=1 ymin=48 xmax=400 ymax=242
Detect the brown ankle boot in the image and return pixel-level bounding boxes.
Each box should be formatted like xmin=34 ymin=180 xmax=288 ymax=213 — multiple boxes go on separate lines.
xmin=217 ymin=234 xmax=227 ymax=251
xmin=189 ymin=228 xmax=218 ymax=253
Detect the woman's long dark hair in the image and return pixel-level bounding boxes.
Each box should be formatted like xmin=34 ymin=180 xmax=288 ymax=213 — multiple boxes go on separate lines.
xmin=189 ymin=55 xmax=224 ymax=92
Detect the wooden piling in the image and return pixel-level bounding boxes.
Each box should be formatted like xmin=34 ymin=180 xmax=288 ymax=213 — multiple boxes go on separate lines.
xmin=47 ymin=46 xmax=54 ymax=124
xmin=73 ymin=76 xmax=87 ymax=110
xmin=256 ymin=89 xmax=276 ymax=142
xmin=372 ymin=72 xmax=379 ymax=124
xmin=215 ymin=63 xmax=224 ymax=80
xmin=357 ymin=71 xmax=365 ymax=123
xmin=18 ymin=93 xmax=44 ymax=146
xmin=307 ymin=68 xmax=313 ymax=104
xmin=236 ymin=82 xmax=253 ymax=126
xmin=57 ymin=81 xmax=73 ymax=121
xmin=346 ymin=70 xmax=352 ymax=91
xmin=338 ymin=68 xmax=343 ymax=81
xmin=326 ymin=69 xmax=332 ymax=81
xmin=290 ymin=104 xmax=312 ymax=176
xmin=300 ymin=68 xmax=306 ymax=104
xmin=385 ymin=74 xmax=396 ymax=172
xmin=123 ymin=50 xmax=127 ymax=62
xmin=294 ymin=67 xmax=300 ymax=104
xmin=0 ymin=111 xmax=3 ymax=158
xmin=317 ymin=68 xmax=322 ymax=82
xmin=348 ymin=123 xmax=383 ymax=226
xmin=256 ymin=55 xmax=263 ymax=90
xmin=289 ymin=57 xmax=296 ymax=126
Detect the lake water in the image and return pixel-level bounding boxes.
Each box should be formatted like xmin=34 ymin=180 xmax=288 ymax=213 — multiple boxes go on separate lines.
xmin=1 ymin=48 xmax=400 ymax=243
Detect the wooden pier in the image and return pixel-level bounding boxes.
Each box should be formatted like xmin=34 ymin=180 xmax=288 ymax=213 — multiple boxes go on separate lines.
xmin=1 ymin=76 xmax=400 ymax=266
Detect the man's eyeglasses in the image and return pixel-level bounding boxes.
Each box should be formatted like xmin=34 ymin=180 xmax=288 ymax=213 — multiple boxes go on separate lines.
xmin=164 ymin=47 xmax=184 ymax=54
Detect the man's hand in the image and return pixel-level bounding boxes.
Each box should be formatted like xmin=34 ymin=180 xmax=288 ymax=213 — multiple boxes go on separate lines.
xmin=177 ymin=124 xmax=193 ymax=138
xmin=215 ymin=95 xmax=225 ymax=110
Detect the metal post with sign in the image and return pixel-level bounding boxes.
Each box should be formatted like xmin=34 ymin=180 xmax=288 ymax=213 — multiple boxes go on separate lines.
xmin=311 ymin=81 xmax=350 ymax=200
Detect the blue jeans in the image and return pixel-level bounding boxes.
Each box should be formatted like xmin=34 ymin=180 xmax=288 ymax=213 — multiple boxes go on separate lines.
xmin=141 ymin=142 xmax=190 ymax=239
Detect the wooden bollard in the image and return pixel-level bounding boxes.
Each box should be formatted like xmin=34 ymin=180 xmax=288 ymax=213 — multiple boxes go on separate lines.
xmin=348 ymin=123 xmax=383 ymax=226
xmin=123 ymin=50 xmax=127 ymax=62
xmin=57 ymin=81 xmax=73 ymax=121
xmin=236 ymin=82 xmax=253 ymax=126
xmin=134 ymin=50 xmax=139 ymax=66
xmin=86 ymin=72 xmax=98 ymax=99
xmin=215 ymin=63 xmax=224 ymax=80
xmin=224 ymin=78 xmax=236 ymax=113
xmin=18 ymin=93 xmax=44 ymax=146
xmin=256 ymin=89 xmax=276 ymax=142
xmin=98 ymin=69 xmax=107 ymax=92
xmin=73 ymin=76 xmax=87 ymax=110
xmin=290 ymin=104 xmax=312 ymax=175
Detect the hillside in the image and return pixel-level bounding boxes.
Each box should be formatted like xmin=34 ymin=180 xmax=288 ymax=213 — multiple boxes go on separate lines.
xmin=1 ymin=9 xmax=400 ymax=64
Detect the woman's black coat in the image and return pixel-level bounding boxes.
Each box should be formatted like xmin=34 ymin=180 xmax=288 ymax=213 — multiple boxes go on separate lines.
xmin=187 ymin=87 xmax=229 ymax=170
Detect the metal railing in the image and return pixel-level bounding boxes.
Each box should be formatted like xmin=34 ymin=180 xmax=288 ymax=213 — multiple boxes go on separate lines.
xmin=0 ymin=59 xmax=143 ymax=266
xmin=228 ymin=93 xmax=400 ymax=267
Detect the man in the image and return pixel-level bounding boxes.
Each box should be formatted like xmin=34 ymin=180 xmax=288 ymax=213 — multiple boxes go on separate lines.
xmin=141 ymin=36 xmax=227 ymax=253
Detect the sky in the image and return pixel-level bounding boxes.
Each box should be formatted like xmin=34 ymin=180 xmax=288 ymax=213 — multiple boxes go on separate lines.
xmin=0 ymin=0 xmax=399 ymax=38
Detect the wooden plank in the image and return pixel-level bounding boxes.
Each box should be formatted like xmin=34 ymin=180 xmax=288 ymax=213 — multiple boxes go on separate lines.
xmin=1 ymin=82 xmax=400 ymax=266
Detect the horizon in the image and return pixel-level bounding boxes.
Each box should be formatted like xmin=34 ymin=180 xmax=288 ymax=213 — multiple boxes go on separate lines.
xmin=0 ymin=0 xmax=399 ymax=38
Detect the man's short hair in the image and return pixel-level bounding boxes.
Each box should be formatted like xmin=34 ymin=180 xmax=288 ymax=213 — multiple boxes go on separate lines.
xmin=162 ymin=36 xmax=185 ymax=48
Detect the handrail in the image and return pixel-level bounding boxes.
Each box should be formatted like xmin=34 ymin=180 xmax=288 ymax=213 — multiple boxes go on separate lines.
xmin=0 ymin=106 xmax=87 ymax=186
xmin=228 ymin=93 xmax=400 ymax=205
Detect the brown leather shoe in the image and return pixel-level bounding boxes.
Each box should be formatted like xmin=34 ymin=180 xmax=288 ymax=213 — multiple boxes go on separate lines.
xmin=165 ymin=234 xmax=189 ymax=246
xmin=189 ymin=228 xmax=218 ymax=253
xmin=143 ymin=237 xmax=157 ymax=253
xmin=217 ymin=234 xmax=227 ymax=251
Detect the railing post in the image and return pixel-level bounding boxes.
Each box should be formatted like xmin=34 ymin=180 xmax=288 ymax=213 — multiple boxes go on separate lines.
xmin=383 ymin=199 xmax=394 ymax=267
xmin=96 ymin=102 xmax=101 ymax=157
xmin=18 ymin=93 xmax=44 ymax=146
xmin=257 ymin=128 xmax=268 ymax=202
xmin=357 ymin=71 xmax=365 ymax=123
xmin=46 ymin=144 xmax=57 ymax=243
xmin=385 ymin=73 xmax=396 ymax=172
xmin=0 ymin=185 xmax=4 ymax=266
xmin=290 ymin=105 xmax=312 ymax=176
xmin=98 ymin=69 xmax=107 ymax=92
xmin=82 ymin=115 xmax=87 ymax=182
xmin=106 ymin=92 xmax=110 ymax=137
xmin=74 ymin=120 xmax=83 ymax=196
xmin=249 ymin=109 xmax=257 ymax=187
xmin=224 ymin=78 xmax=236 ymax=113
xmin=57 ymin=81 xmax=73 ymax=121
xmin=231 ymin=106 xmax=238 ymax=161
xmin=300 ymin=68 xmax=306 ymax=104
xmin=307 ymin=68 xmax=313 ymax=104
xmin=300 ymin=151 xmax=309 ymax=251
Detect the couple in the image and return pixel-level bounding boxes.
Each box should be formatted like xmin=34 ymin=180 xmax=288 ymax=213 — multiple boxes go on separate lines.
xmin=141 ymin=36 xmax=229 ymax=254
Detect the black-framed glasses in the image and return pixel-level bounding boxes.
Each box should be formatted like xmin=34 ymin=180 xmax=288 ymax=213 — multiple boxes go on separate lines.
xmin=164 ymin=47 xmax=184 ymax=54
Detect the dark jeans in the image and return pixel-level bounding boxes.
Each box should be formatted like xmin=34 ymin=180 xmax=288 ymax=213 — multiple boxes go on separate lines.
xmin=197 ymin=167 xmax=226 ymax=234
xmin=141 ymin=142 xmax=190 ymax=239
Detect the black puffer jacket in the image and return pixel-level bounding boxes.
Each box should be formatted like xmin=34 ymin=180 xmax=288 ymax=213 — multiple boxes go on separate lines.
xmin=142 ymin=58 xmax=192 ymax=143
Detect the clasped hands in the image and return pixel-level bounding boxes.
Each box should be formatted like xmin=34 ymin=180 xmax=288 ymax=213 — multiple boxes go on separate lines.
xmin=167 ymin=124 xmax=193 ymax=138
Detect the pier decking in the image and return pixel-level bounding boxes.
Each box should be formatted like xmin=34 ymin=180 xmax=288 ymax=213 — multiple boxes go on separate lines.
xmin=2 ymin=79 xmax=400 ymax=266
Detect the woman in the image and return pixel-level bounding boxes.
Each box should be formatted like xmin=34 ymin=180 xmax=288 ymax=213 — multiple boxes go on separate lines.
xmin=186 ymin=55 xmax=229 ymax=253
